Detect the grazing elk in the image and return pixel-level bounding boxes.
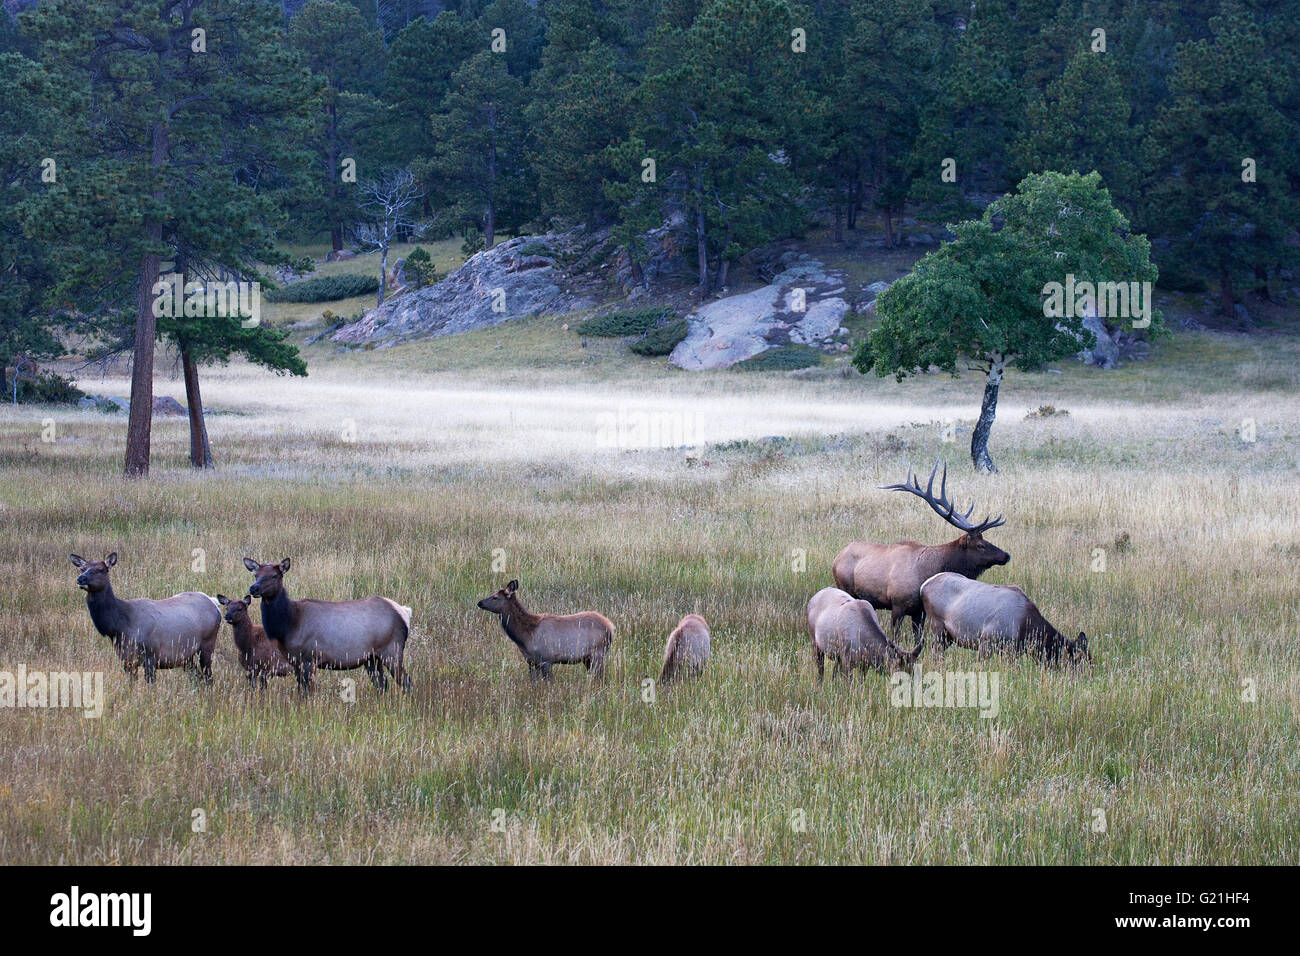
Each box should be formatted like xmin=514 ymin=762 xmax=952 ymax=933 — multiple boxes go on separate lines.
xmin=806 ymin=587 xmax=924 ymax=680
xmin=659 ymin=614 xmax=711 ymax=685
xmin=920 ymin=572 xmax=1089 ymax=665
xmin=833 ymin=459 xmax=1009 ymax=641
xmin=243 ymin=558 xmax=413 ymax=693
xmin=475 ymin=579 xmax=614 ymax=681
xmin=69 ymin=552 xmax=221 ymax=684
xmin=216 ymin=593 xmax=291 ymax=689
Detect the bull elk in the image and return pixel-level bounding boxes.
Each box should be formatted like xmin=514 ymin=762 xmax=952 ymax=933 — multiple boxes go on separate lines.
xmin=833 ymin=459 xmax=1009 ymax=640
xmin=475 ymin=579 xmax=614 ymax=681
xmin=659 ymin=614 xmax=711 ymax=685
xmin=216 ymin=593 xmax=291 ymax=689
xmin=920 ymin=572 xmax=1089 ymax=665
xmin=243 ymin=558 xmax=413 ymax=693
xmin=69 ymin=552 xmax=221 ymax=684
xmin=806 ymin=587 xmax=924 ymax=680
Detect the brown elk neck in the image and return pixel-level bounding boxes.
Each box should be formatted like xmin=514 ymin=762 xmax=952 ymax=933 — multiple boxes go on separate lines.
xmin=86 ymin=581 xmax=130 ymax=639
xmin=499 ymin=600 xmax=541 ymax=645
xmin=228 ymin=615 xmax=257 ymax=654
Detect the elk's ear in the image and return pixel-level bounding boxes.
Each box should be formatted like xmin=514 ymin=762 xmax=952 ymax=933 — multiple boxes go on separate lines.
xmin=506 ymin=579 xmax=518 ymax=593
xmin=69 ymin=553 xmax=86 ymax=569
xmin=104 ymin=552 xmax=117 ymax=567
xmin=279 ymin=558 xmax=291 ymax=574
xmin=243 ymin=557 xmax=260 ymax=573
xmin=217 ymin=594 xmax=229 ymax=606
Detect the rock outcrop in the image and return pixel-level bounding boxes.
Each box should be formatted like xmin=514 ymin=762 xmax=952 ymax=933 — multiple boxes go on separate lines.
xmin=669 ymin=253 xmax=853 ymax=370
xmin=331 ymin=236 xmax=582 ymax=346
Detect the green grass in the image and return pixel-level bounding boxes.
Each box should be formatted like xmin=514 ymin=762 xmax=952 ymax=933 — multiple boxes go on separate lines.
xmin=1 ymin=321 xmax=1298 ymax=863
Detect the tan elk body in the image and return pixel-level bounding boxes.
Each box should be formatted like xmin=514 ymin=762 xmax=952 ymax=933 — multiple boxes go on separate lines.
xmin=834 ymin=460 xmax=1009 ymax=638
xmin=69 ymin=552 xmax=221 ymax=684
xmin=244 ymin=558 xmax=413 ymax=693
xmin=806 ymin=587 xmax=924 ymax=680
xmin=476 ymin=580 xmax=613 ymax=680
xmin=920 ymin=572 xmax=1089 ymax=664
xmin=659 ymin=614 xmax=711 ymax=685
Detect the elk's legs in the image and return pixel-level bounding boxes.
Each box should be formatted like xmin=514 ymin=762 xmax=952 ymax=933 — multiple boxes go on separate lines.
xmin=814 ymin=649 xmax=825 ymax=683
xmin=365 ymin=656 xmax=388 ymax=691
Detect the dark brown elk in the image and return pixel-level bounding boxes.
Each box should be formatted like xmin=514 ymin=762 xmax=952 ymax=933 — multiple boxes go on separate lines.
xmin=69 ymin=552 xmax=221 ymax=684
xmin=806 ymin=587 xmax=924 ymax=680
xmin=216 ymin=593 xmax=291 ymax=689
xmin=920 ymin=573 xmax=1089 ymax=665
xmin=659 ymin=614 xmax=711 ymax=685
xmin=243 ymin=558 xmax=413 ymax=693
xmin=833 ymin=459 xmax=1009 ymax=640
xmin=476 ymin=579 xmax=614 ymax=681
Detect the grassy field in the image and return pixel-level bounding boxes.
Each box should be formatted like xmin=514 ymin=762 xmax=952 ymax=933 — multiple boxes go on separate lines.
xmin=2 ymin=320 xmax=1299 ymax=864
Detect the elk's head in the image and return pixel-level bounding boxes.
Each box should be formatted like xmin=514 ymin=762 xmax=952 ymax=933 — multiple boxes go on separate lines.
xmin=244 ymin=557 xmax=290 ymax=600
xmin=69 ymin=552 xmax=116 ymax=593
xmin=1065 ymin=631 xmax=1090 ymax=665
xmin=217 ymin=593 xmax=253 ymax=625
xmin=476 ymin=579 xmax=519 ymax=615
xmin=882 ymin=459 xmax=1009 ymax=572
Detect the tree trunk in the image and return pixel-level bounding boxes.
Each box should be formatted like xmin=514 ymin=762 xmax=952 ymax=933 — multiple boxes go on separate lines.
xmin=1 ymin=362 xmax=7 ymax=403
xmin=970 ymin=361 xmax=1003 ymax=474
xmin=124 ymin=120 xmax=169 ymax=478
xmin=833 ymin=199 xmax=843 ymax=243
xmin=883 ymin=206 xmax=894 ymax=248
xmin=695 ymin=204 xmax=709 ymax=295
xmin=1218 ymin=266 xmax=1237 ymax=320
xmin=715 ymin=226 xmax=732 ymax=289
xmin=180 ymin=343 xmax=212 ymax=469
xmin=1253 ymin=264 xmax=1273 ymax=303
xmin=484 ymin=201 xmax=495 ymax=251
xmin=378 ymin=246 xmax=388 ymax=305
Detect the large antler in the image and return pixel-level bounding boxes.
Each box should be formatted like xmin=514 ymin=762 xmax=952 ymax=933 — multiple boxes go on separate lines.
xmin=880 ymin=459 xmax=1006 ymax=536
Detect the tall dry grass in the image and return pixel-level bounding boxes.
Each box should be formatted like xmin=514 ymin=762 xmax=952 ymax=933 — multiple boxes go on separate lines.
xmin=1 ymin=328 xmax=1297 ymax=863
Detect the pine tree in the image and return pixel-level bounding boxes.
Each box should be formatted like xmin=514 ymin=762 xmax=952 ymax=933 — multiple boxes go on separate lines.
xmin=21 ymin=0 xmax=317 ymax=475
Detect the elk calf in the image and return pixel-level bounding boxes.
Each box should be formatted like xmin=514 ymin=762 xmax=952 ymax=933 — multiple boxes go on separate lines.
xmin=476 ymin=579 xmax=614 ymax=681
xmin=659 ymin=614 xmax=711 ymax=685
xmin=920 ymin=572 xmax=1089 ymax=665
xmin=217 ymin=594 xmax=291 ymax=689
xmin=69 ymin=552 xmax=221 ymax=684
xmin=806 ymin=587 xmax=924 ymax=680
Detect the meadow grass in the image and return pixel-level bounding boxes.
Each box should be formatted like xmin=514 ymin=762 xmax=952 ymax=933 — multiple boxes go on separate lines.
xmin=1 ymin=325 xmax=1298 ymax=864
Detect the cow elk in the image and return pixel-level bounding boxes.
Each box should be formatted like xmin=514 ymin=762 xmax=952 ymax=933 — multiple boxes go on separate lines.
xmin=920 ymin=572 xmax=1089 ymax=665
xmin=243 ymin=558 xmax=413 ymax=693
xmin=806 ymin=587 xmax=924 ymax=680
xmin=833 ymin=459 xmax=1009 ymax=640
xmin=659 ymin=614 xmax=711 ymax=685
xmin=69 ymin=552 xmax=221 ymax=684
xmin=217 ymin=593 xmax=291 ymax=689
xmin=476 ymin=579 xmax=614 ymax=681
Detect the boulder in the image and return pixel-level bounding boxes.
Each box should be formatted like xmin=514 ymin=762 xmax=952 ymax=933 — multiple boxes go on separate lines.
xmin=331 ymin=236 xmax=571 ymax=346
xmin=670 ymin=260 xmax=850 ymax=370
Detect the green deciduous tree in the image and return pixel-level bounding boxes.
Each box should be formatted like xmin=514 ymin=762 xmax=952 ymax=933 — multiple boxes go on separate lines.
xmin=857 ymin=171 xmax=1159 ymax=472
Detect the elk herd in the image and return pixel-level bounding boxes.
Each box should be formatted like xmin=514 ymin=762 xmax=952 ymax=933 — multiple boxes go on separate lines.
xmin=68 ymin=460 xmax=1089 ymax=698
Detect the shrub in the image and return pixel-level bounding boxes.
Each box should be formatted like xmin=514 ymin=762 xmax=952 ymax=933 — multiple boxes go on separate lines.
xmin=517 ymin=240 xmax=551 ymax=258
xmin=577 ymin=308 xmax=672 ymax=337
xmin=11 ymin=369 xmax=83 ymax=404
xmin=734 ymin=345 xmax=823 ymax=372
xmin=630 ymin=319 xmax=688 ymax=356
xmin=461 ymin=227 xmax=485 ymax=257
xmin=403 ymin=247 xmax=437 ymax=288
xmin=264 ymin=273 xmax=379 ymax=303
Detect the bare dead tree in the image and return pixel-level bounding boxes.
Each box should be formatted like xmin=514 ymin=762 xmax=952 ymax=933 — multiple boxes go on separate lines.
xmin=352 ymin=168 xmax=429 ymax=306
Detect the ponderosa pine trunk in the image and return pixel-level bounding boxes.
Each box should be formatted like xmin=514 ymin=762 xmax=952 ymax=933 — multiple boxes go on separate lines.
xmin=695 ymin=204 xmax=709 ymax=295
xmin=124 ymin=120 xmax=169 ymax=478
xmin=180 ymin=342 xmax=212 ymax=469
xmin=971 ymin=361 xmax=1004 ymax=474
